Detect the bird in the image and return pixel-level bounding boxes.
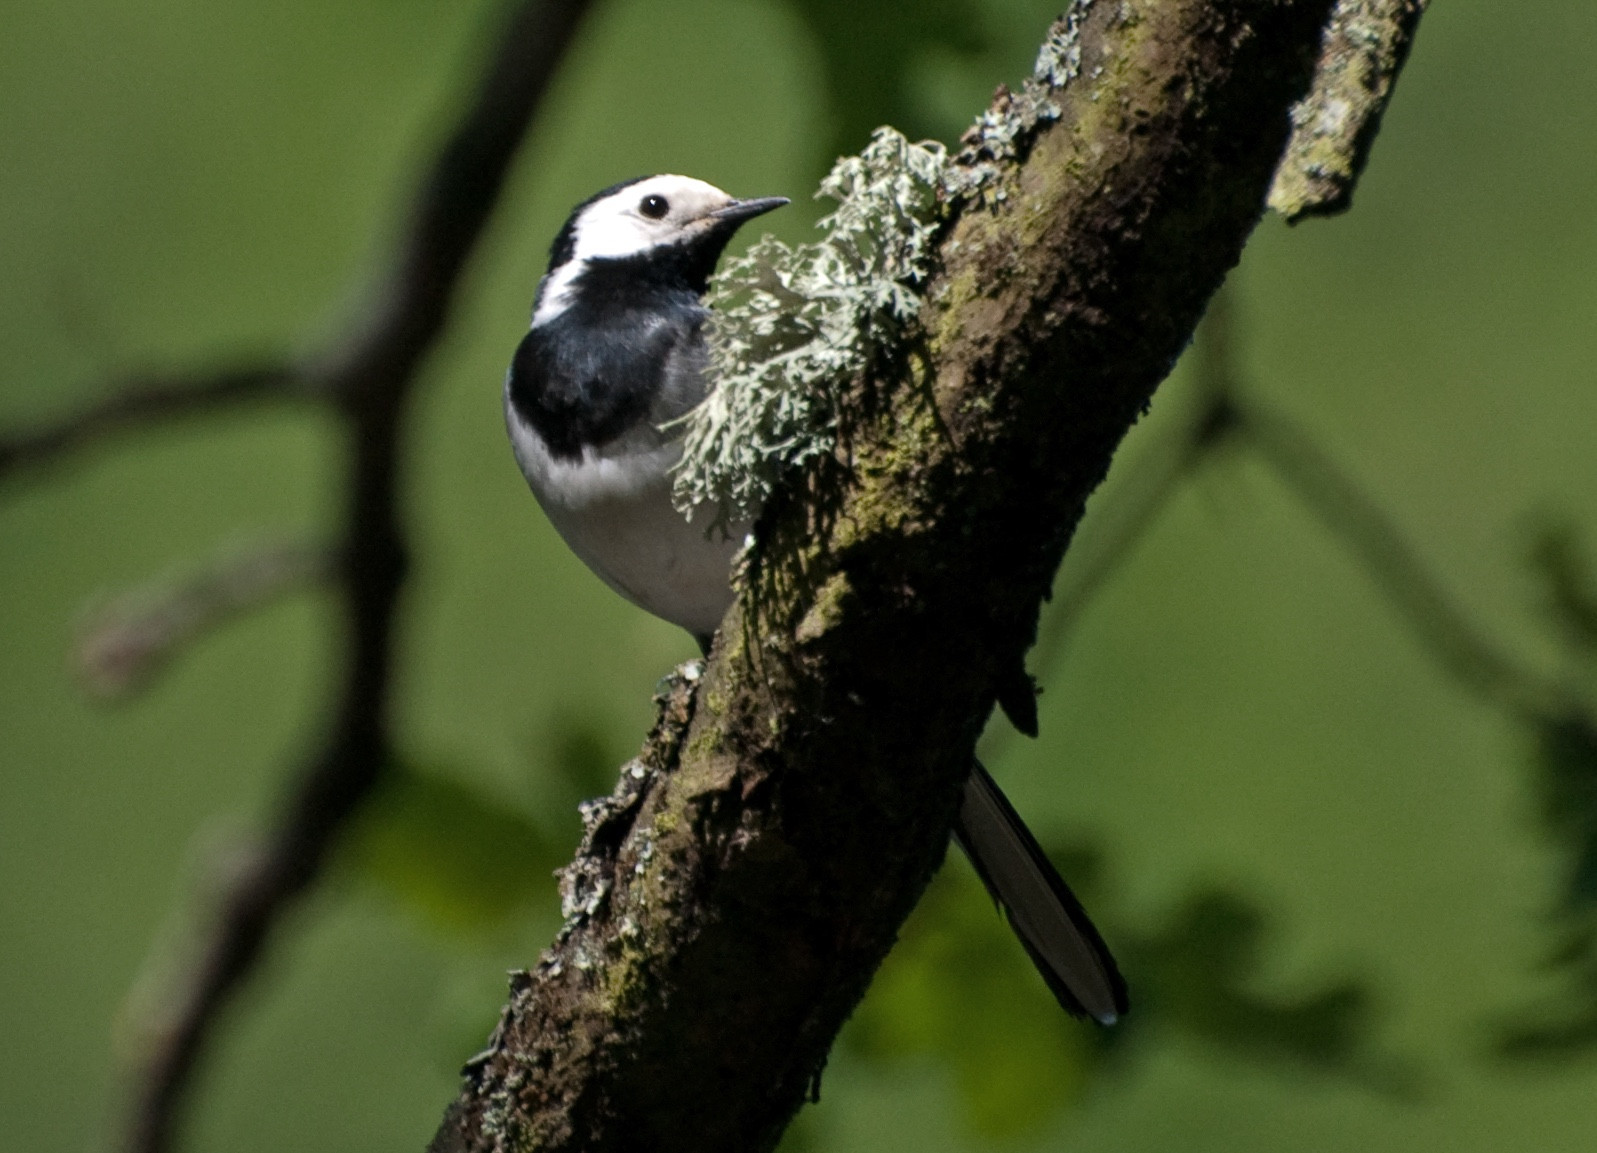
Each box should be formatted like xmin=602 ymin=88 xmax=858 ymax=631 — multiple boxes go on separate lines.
xmin=504 ymin=173 xmax=1128 ymax=1025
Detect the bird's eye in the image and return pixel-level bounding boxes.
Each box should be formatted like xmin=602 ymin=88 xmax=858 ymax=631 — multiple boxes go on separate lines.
xmin=639 ymin=194 xmax=670 ymax=220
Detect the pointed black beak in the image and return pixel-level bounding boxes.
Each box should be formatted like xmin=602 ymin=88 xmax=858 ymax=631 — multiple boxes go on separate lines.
xmin=707 ymin=196 xmax=790 ymax=226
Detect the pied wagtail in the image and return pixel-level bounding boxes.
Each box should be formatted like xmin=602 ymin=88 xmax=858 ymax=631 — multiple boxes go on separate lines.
xmin=504 ymin=174 xmax=1127 ymax=1025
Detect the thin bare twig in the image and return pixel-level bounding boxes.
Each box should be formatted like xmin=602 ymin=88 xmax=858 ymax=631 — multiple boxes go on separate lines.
xmin=1240 ymin=399 xmax=1566 ymax=717
xmin=118 ymin=2 xmax=597 ymax=1151
xmin=76 ymin=537 xmax=332 ymax=701
xmin=1032 ymin=286 xmax=1568 ymax=723
xmin=0 ymin=364 xmax=304 ymax=483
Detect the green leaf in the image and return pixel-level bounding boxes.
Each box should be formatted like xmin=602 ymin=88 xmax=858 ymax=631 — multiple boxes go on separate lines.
xmin=1133 ymin=889 xmax=1395 ymax=1083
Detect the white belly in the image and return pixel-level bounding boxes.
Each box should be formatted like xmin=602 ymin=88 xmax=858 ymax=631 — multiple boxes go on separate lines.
xmin=507 ymin=408 xmax=747 ymax=640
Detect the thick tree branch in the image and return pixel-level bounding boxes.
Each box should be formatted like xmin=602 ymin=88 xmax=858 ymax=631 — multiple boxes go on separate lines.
xmin=430 ymin=2 xmax=1417 ymax=1151
xmin=117 ymin=2 xmax=596 ymax=1151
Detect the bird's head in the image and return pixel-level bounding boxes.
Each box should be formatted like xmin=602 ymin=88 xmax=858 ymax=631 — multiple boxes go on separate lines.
xmin=533 ymin=176 xmax=787 ymax=324
xmin=547 ymin=175 xmax=788 ymax=269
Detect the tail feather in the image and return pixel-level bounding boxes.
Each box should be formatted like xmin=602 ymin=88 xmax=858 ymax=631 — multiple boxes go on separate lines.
xmin=952 ymin=760 xmax=1128 ymax=1025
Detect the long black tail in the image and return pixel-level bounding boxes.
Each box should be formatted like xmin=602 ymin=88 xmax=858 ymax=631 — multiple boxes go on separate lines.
xmin=952 ymin=760 xmax=1128 ymax=1025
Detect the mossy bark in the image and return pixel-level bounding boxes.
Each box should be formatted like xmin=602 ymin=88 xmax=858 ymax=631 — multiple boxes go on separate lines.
xmin=1269 ymin=0 xmax=1430 ymax=222
xmin=434 ymin=2 xmax=1345 ymax=1150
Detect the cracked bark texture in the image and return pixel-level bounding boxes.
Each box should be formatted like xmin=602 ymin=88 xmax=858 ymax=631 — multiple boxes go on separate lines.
xmin=433 ymin=1 xmax=1348 ymax=1150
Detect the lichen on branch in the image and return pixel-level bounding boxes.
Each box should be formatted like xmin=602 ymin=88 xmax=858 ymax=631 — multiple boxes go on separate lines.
xmin=671 ymin=129 xmax=949 ymax=529
xmin=1269 ymin=0 xmax=1430 ymax=221
xmin=671 ymin=2 xmax=1102 ymax=532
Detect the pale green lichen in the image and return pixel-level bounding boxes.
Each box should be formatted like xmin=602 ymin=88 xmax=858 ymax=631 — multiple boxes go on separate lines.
xmin=793 ymin=570 xmax=852 ymax=643
xmin=1268 ymin=0 xmax=1430 ymax=222
xmin=671 ymin=128 xmax=950 ymax=529
xmin=946 ymin=0 xmax=1094 ymax=203
xmin=671 ymin=5 xmax=1096 ymax=530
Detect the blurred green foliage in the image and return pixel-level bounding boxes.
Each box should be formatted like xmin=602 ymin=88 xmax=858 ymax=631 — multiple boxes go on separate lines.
xmin=1533 ymin=713 xmax=1597 ymax=911
xmin=346 ymin=759 xmax=561 ymax=935
xmin=786 ymin=0 xmax=986 ymax=163
xmin=846 ymin=862 xmax=1101 ymax=1141
xmin=1125 ymin=886 xmax=1394 ymax=1089
xmin=344 ymin=714 xmax=626 ymax=936
xmin=1497 ymin=713 xmax=1597 ymax=1057
xmin=5 ymin=0 xmax=1597 ymax=1152
xmin=843 ymin=840 xmax=1406 ymax=1143
xmin=1490 ymin=525 xmax=1597 ymax=1058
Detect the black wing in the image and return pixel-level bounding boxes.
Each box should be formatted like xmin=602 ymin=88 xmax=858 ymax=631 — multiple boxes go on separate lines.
xmin=506 ymin=308 xmax=689 ymax=460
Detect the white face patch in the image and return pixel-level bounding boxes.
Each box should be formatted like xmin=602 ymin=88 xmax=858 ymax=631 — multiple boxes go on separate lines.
xmin=567 ymin=175 xmax=735 ymax=262
xmin=532 ymin=175 xmax=735 ymax=327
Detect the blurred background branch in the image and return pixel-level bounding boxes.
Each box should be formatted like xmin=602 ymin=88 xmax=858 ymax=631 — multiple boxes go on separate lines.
xmin=1019 ymin=282 xmax=1597 ymax=1112
xmin=1035 ymin=277 xmax=1585 ymax=726
xmin=0 ymin=364 xmax=307 ymax=484
xmin=75 ymin=536 xmax=332 ymax=701
xmin=0 ymin=2 xmax=607 ymax=1151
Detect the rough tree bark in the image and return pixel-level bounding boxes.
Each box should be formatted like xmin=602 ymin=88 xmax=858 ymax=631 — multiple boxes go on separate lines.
xmin=432 ymin=1 xmax=1372 ymax=1149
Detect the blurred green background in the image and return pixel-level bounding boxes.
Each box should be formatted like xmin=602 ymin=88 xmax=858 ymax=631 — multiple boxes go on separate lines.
xmin=4 ymin=0 xmax=1597 ymax=1150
